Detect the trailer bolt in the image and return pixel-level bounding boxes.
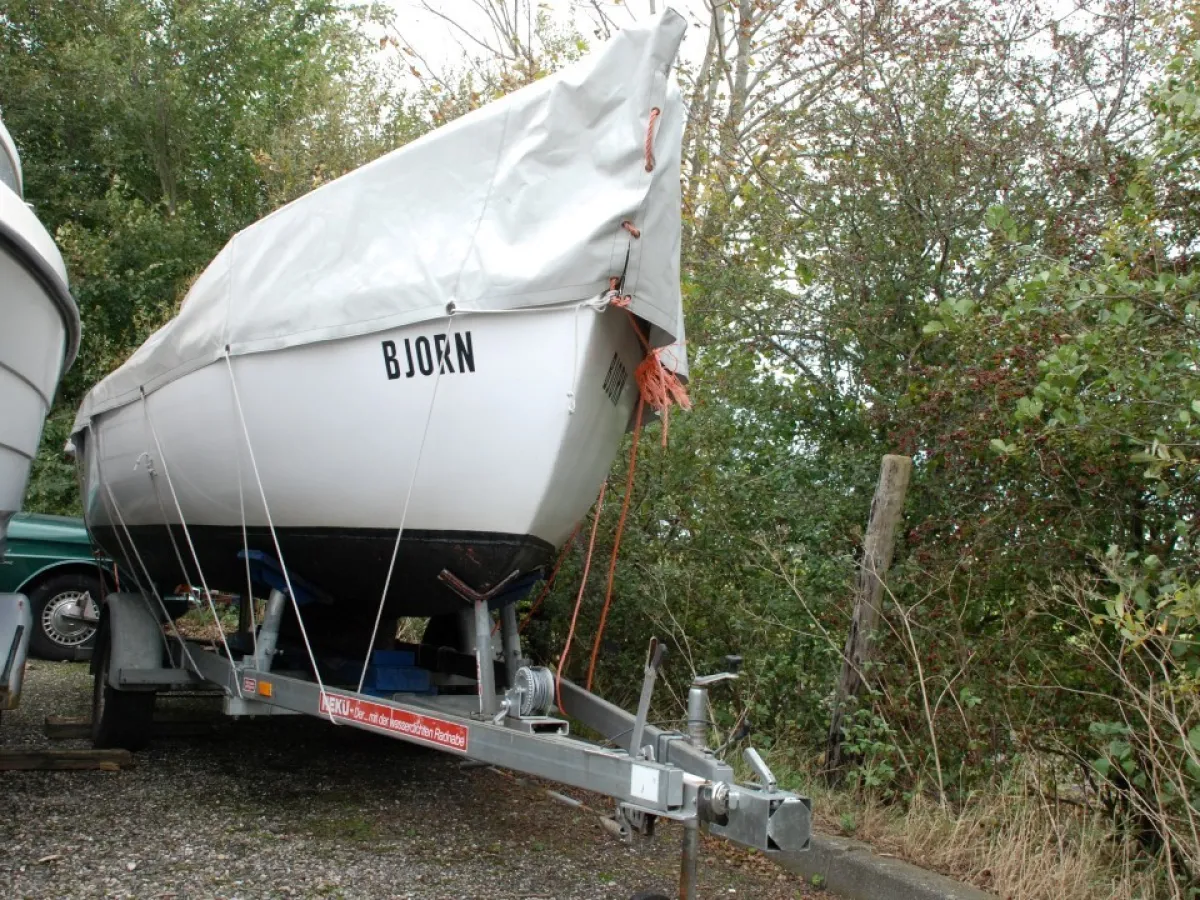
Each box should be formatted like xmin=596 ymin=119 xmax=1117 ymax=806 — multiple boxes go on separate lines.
xmin=710 ymin=782 xmax=731 ymax=817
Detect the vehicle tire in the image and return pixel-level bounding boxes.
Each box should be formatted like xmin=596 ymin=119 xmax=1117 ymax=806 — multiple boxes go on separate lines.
xmin=28 ymin=573 xmax=101 ymax=662
xmin=630 ymin=893 xmax=670 ymax=900
xmin=91 ymin=627 xmax=155 ymax=751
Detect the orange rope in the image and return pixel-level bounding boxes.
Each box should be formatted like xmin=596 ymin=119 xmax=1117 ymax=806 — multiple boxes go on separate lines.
xmin=633 ymin=345 xmax=691 ymax=447
xmin=580 ymin=308 xmax=691 ymax=689
xmin=556 ymin=482 xmax=607 ymax=714
xmin=619 ymin=310 xmax=691 ymax=447
xmin=586 ymin=394 xmax=645 ymax=691
xmin=548 ymin=103 xmax=684 ymax=697
xmin=517 ymin=522 xmax=582 ymax=634
xmin=644 ymin=107 xmax=661 ymax=172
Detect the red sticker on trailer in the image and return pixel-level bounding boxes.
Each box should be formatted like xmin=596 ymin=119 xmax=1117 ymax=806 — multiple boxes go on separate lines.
xmin=242 ymin=676 xmax=257 ymax=694
xmin=319 ymin=692 xmax=469 ymax=752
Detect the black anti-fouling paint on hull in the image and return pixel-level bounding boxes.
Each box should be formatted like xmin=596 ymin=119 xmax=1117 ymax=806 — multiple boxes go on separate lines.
xmin=91 ymin=524 xmax=553 ymax=652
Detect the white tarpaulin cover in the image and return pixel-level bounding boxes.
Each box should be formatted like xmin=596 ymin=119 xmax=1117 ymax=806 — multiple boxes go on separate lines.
xmin=76 ymin=9 xmax=688 ymax=428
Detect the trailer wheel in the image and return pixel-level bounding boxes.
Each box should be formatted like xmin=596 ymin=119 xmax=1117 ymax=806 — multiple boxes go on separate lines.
xmin=91 ymin=627 xmax=155 ymax=751
xmin=630 ymin=893 xmax=669 ymax=900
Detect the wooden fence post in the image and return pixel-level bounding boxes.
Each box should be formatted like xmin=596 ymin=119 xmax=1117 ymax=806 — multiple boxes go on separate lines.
xmin=824 ymin=454 xmax=912 ymax=782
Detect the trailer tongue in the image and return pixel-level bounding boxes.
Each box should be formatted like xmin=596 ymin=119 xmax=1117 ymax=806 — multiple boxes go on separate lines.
xmin=92 ymin=565 xmax=810 ymax=899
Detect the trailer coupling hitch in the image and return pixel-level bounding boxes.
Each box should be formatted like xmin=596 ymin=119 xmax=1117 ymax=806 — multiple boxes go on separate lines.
xmin=705 ymin=780 xmax=812 ymax=854
xmin=679 ymin=656 xmax=811 ymax=855
xmin=615 ymin=774 xmax=810 ymax=856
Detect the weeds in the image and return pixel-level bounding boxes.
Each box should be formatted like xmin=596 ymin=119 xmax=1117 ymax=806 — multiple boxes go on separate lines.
xmin=799 ymin=767 xmax=1163 ymax=899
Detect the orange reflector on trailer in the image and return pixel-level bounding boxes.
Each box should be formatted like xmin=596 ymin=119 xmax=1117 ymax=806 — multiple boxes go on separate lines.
xmin=257 ymin=681 xmax=273 ymax=698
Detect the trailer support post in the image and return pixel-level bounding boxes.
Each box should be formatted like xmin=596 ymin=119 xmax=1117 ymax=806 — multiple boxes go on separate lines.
xmin=499 ymin=602 xmax=521 ymax=688
xmin=686 ymin=686 xmax=707 ymax=750
xmin=680 ymin=818 xmax=700 ymax=900
xmin=255 ymin=589 xmax=287 ymax=672
xmin=474 ymin=598 xmax=498 ymax=716
xmin=678 ymin=678 xmax=711 ymax=900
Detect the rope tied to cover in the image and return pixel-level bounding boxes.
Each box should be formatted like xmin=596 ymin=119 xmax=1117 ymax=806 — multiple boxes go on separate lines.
xmin=644 ymin=107 xmax=661 ymax=172
xmin=555 ymin=483 xmax=607 ymax=714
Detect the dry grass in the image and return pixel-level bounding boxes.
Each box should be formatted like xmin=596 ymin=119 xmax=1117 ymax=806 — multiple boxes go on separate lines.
xmin=806 ymin=779 xmax=1164 ymax=899
xmin=173 ymin=602 xmax=240 ymax=641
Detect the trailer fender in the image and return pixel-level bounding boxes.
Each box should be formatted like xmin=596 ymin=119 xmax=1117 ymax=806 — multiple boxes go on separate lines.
xmin=98 ymin=593 xmax=163 ymax=690
xmin=0 ymin=593 xmax=32 ymax=710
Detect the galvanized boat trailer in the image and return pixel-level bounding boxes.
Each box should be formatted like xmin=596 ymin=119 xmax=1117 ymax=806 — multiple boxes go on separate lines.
xmin=92 ymin=555 xmax=810 ymax=899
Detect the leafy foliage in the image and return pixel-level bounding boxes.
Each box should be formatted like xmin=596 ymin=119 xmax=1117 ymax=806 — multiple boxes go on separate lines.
xmin=2 ymin=0 xmax=418 ymax=506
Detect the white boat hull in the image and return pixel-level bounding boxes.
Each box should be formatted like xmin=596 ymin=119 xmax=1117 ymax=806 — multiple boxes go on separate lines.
xmin=71 ymin=12 xmax=689 ymax=655
xmin=0 ymin=176 xmax=78 ymax=553
xmin=77 ymin=303 xmax=642 ymax=635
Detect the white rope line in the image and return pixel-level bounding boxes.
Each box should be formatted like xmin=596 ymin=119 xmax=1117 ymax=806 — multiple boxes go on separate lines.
xmin=138 ymin=451 xmax=219 ymax=656
xmin=450 ymin=291 xmax=616 ymax=317
xmin=235 ymin=445 xmax=259 ymax=661
xmin=140 ymin=390 xmax=244 ymax=698
xmin=356 ymin=295 xmax=615 ymax=690
xmin=135 ymin=450 xmax=192 ymax=603
xmin=223 ymin=351 xmax=333 ymax=718
xmin=355 ymin=313 xmax=454 ymax=694
xmin=101 ymin=480 xmax=204 ymax=673
xmin=95 ymin=443 xmax=201 ymax=675
xmin=578 ymin=292 xmax=622 ymax=415
xmin=94 ymin=424 xmax=192 ymax=664
xmin=136 ymin=439 xmax=220 ymax=659
xmin=94 ymin=480 xmax=171 ymax=660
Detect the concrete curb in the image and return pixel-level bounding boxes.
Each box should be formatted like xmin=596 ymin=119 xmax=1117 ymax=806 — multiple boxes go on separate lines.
xmin=778 ymin=834 xmax=998 ymax=900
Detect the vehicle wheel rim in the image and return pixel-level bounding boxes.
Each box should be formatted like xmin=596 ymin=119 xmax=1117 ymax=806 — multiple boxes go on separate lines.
xmin=42 ymin=590 xmax=97 ymax=647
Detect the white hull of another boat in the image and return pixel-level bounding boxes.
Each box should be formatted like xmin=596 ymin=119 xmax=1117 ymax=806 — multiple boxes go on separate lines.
xmin=0 ymin=119 xmax=79 ymax=554
xmin=76 ymin=303 xmax=642 ymax=623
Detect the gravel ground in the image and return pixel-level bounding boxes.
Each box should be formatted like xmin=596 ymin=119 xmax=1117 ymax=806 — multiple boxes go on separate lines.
xmin=0 ymin=662 xmax=812 ymax=900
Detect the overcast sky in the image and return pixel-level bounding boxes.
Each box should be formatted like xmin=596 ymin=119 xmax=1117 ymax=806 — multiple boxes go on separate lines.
xmin=374 ymin=1 xmax=711 ymax=73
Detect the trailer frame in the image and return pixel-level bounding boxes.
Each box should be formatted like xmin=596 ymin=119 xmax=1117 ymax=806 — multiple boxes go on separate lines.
xmin=93 ymin=570 xmax=811 ymax=900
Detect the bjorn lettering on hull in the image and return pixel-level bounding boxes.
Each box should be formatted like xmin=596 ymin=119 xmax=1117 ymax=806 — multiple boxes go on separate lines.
xmin=382 ymin=331 xmax=476 ymax=381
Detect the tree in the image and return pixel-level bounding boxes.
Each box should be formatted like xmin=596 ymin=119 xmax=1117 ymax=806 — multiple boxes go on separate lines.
xmin=1 ymin=0 xmax=417 ymax=511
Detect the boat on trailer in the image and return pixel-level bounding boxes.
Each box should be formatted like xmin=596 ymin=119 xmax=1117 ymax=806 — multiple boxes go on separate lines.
xmin=73 ymin=17 xmax=812 ymax=896
xmin=0 ymin=111 xmax=81 ymax=708
xmin=72 ymin=4 xmax=689 ymax=654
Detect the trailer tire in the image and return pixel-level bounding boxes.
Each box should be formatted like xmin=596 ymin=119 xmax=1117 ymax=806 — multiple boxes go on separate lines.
xmin=630 ymin=893 xmax=669 ymax=900
xmin=91 ymin=627 xmax=155 ymax=751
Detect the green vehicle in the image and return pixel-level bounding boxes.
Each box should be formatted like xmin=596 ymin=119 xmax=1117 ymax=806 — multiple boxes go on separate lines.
xmin=0 ymin=512 xmax=109 ymax=661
